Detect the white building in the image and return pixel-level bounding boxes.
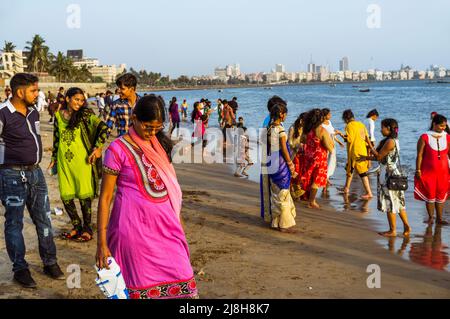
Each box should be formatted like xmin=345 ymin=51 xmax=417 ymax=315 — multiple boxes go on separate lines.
xmin=399 ymin=71 xmax=408 ymax=80
xmin=436 ymin=68 xmax=446 ymax=78
xmin=275 ymin=64 xmax=286 ymax=73
xmin=426 ymin=71 xmax=435 ymax=79
xmin=73 ymin=58 xmax=99 ymax=69
xmin=360 ymin=72 xmax=368 ymax=81
xmin=375 ymin=71 xmax=384 ymax=81
xmin=90 ymin=64 xmax=127 ymax=83
xmin=344 ymin=70 xmax=353 ymax=80
xmin=0 ymin=50 xmax=26 ymax=79
xmin=416 ymin=71 xmax=426 ymax=80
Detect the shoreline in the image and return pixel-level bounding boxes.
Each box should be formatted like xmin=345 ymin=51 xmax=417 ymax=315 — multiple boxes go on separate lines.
xmin=134 ymin=79 xmax=441 ymax=94
xmin=1 ymin=114 xmax=449 ymax=298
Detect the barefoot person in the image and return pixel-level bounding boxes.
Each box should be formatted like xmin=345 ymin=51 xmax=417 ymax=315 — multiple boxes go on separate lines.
xmin=358 ymin=119 xmax=411 ymax=237
xmin=49 ymin=87 xmax=108 ymax=242
xmin=0 ymin=73 xmax=64 ymax=288
xmin=321 ymin=108 xmax=345 ymax=191
xmin=96 ymin=95 xmax=198 ymax=299
xmin=342 ymin=109 xmax=373 ymax=199
xmin=301 ymin=109 xmax=334 ymax=209
xmin=260 ymin=99 xmax=297 ymax=232
xmin=288 ymin=112 xmax=306 ymax=200
xmin=414 ymin=114 xmax=450 ymax=225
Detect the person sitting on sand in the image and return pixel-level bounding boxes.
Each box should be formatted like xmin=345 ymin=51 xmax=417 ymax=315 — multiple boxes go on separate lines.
xmin=357 ymin=118 xmax=411 ymax=237
xmin=260 ymin=100 xmax=297 ymax=233
xmin=96 ymin=94 xmax=198 ymax=299
xmin=300 ymin=108 xmax=334 ymax=209
xmin=342 ymin=109 xmax=373 ymax=200
xmin=414 ymin=114 xmax=450 ymax=225
xmin=49 ymin=87 xmax=108 ymax=242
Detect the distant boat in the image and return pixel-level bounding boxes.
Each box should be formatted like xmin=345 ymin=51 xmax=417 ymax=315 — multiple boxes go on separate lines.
xmin=218 ymin=89 xmax=223 ymax=92
xmin=352 ymin=85 xmax=360 ymax=88
xmin=330 ymin=83 xmax=336 ymax=87
xmin=437 ymin=80 xmax=450 ymax=84
xmin=264 ymin=87 xmax=272 ymax=90
xmin=359 ymin=88 xmax=370 ymax=93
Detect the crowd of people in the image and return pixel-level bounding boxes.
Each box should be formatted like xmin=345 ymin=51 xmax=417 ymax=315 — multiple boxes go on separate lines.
xmin=0 ymin=73 xmax=198 ymax=298
xmin=0 ymin=72 xmax=449 ymax=298
xmin=260 ymin=95 xmax=450 ymax=237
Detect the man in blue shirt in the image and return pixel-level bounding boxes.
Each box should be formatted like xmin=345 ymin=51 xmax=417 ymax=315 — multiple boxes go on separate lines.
xmin=0 ymin=73 xmax=64 ymax=288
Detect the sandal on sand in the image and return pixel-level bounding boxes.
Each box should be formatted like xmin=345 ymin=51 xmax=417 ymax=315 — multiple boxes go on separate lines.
xmin=75 ymin=232 xmax=93 ymax=242
xmin=61 ymin=229 xmax=80 ymax=240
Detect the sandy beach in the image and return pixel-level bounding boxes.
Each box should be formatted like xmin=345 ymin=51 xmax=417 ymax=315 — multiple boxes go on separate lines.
xmin=0 ymin=112 xmax=449 ymax=299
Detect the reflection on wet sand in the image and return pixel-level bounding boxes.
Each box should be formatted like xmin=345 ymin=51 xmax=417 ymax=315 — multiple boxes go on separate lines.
xmin=409 ymin=225 xmax=449 ymax=271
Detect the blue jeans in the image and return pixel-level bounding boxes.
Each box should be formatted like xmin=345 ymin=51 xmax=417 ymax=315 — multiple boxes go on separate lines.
xmin=0 ymin=167 xmax=57 ymax=272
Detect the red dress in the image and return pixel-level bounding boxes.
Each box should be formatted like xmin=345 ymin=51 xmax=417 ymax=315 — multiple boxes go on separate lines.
xmin=301 ymin=130 xmax=328 ymax=195
xmin=414 ymin=132 xmax=450 ymax=203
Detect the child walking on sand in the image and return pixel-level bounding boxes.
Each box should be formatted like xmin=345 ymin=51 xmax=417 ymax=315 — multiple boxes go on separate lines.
xmin=234 ymin=124 xmax=254 ymax=177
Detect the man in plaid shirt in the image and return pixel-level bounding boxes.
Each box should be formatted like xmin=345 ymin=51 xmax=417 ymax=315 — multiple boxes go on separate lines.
xmin=105 ymin=73 xmax=140 ymax=138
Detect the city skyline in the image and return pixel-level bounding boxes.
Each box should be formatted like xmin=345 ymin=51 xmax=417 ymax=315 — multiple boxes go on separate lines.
xmin=1 ymin=0 xmax=449 ymax=77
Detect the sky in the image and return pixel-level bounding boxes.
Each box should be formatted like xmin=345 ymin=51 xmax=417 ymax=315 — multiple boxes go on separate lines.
xmin=1 ymin=0 xmax=449 ymax=77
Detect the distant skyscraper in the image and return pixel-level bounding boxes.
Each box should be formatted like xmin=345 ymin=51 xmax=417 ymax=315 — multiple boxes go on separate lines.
xmin=339 ymin=57 xmax=349 ymax=71
xmin=67 ymin=49 xmax=83 ymax=61
xmin=275 ymin=64 xmax=286 ymax=73
xmin=307 ymin=63 xmax=316 ymax=73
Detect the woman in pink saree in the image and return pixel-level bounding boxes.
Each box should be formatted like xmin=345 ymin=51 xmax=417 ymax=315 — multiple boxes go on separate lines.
xmin=96 ymin=95 xmax=198 ymax=299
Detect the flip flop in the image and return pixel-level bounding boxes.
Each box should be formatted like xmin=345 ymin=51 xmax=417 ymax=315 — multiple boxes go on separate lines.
xmin=75 ymin=233 xmax=93 ymax=242
xmin=60 ymin=230 xmax=80 ymax=240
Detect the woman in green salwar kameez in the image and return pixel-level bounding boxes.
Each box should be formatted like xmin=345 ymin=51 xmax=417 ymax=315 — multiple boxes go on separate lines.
xmin=49 ymin=87 xmax=107 ymax=242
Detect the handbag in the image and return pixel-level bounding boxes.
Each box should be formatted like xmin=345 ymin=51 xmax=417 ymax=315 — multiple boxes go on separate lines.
xmin=385 ymin=141 xmax=408 ymax=191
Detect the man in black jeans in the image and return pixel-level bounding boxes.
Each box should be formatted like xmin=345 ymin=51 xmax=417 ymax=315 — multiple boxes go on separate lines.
xmin=0 ymin=73 xmax=64 ymax=288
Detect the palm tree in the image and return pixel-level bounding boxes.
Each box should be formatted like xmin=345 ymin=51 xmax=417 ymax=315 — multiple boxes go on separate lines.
xmin=49 ymin=52 xmax=72 ymax=82
xmin=25 ymin=34 xmax=50 ymax=73
xmin=2 ymin=41 xmax=16 ymax=53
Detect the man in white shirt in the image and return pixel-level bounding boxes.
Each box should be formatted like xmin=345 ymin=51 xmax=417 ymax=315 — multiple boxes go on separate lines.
xmin=36 ymin=89 xmax=47 ymax=112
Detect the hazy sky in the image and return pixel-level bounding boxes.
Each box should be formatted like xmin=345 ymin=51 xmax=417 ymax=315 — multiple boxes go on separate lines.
xmin=1 ymin=0 xmax=449 ymax=77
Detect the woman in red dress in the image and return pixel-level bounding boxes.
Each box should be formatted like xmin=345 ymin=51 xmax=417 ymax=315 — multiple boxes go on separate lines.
xmin=414 ymin=114 xmax=450 ymax=225
xmin=300 ymin=109 xmax=334 ymax=209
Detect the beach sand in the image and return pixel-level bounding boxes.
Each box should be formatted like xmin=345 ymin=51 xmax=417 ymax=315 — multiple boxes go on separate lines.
xmin=0 ymin=112 xmax=449 ymax=299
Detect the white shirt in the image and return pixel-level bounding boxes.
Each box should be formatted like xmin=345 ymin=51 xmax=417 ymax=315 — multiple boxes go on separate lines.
xmin=322 ymin=121 xmax=335 ymax=136
xmin=36 ymin=91 xmax=48 ymax=112
xmin=368 ymin=118 xmax=376 ymax=142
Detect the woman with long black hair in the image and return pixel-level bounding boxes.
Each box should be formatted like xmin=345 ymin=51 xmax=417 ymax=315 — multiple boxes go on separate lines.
xmin=359 ymin=119 xmax=411 ymax=237
xmin=49 ymin=87 xmax=108 ymax=242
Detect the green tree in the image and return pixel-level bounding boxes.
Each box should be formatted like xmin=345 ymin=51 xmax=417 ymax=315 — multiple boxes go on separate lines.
xmin=49 ymin=51 xmax=73 ymax=82
xmin=2 ymin=41 xmax=16 ymax=53
xmin=25 ymin=34 xmax=50 ymax=73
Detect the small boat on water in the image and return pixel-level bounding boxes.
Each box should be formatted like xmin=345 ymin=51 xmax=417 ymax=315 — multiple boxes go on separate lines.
xmin=359 ymin=88 xmax=370 ymax=93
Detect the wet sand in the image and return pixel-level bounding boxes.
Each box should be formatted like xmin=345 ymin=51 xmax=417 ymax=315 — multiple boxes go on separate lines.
xmin=0 ymin=113 xmax=449 ymax=298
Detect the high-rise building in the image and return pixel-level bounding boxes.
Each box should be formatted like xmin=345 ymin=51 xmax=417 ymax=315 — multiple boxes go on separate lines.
xmin=67 ymin=50 xmax=83 ymax=61
xmin=307 ymin=63 xmax=316 ymax=73
xmin=275 ymin=64 xmax=286 ymax=73
xmin=339 ymin=57 xmax=349 ymax=71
